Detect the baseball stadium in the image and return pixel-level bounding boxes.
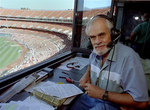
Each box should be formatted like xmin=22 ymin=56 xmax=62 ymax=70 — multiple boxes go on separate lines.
xmin=0 ymin=6 xmax=110 ymax=77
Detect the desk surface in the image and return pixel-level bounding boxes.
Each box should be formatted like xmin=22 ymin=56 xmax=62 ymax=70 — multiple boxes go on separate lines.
xmin=9 ymin=65 xmax=88 ymax=110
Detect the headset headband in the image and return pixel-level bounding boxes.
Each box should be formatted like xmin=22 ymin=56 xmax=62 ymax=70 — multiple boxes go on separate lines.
xmin=93 ymin=14 xmax=114 ymax=25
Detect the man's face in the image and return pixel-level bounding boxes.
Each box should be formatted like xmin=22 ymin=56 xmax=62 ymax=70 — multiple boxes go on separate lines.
xmin=88 ymin=18 xmax=112 ymax=56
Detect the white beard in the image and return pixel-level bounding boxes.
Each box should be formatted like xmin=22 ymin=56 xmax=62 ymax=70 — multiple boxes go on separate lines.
xmin=93 ymin=47 xmax=111 ymax=56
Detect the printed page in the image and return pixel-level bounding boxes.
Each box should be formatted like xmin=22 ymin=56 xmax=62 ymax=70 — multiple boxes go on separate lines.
xmin=0 ymin=103 xmax=41 ymax=110
xmin=2 ymin=96 xmax=55 ymax=110
xmin=23 ymin=96 xmax=54 ymax=110
xmin=36 ymin=84 xmax=83 ymax=99
xmin=25 ymin=81 xmax=56 ymax=93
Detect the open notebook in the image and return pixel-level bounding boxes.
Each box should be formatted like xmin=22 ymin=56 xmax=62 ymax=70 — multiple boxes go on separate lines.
xmin=33 ymin=81 xmax=83 ymax=107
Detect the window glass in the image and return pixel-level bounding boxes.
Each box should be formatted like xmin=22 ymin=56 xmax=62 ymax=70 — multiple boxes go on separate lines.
xmin=77 ymin=0 xmax=112 ymax=49
xmin=0 ymin=0 xmax=74 ymax=78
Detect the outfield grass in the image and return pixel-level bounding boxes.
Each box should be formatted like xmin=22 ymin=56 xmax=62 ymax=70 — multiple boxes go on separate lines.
xmin=0 ymin=37 xmax=22 ymax=69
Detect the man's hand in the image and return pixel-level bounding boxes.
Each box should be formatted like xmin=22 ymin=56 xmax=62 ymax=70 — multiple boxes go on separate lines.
xmin=79 ymin=66 xmax=91 ymax=89
xmin=84 ymin=83 xmax=105 ymax=99
xmin=79 ymin=75 xmax=91 ymax=89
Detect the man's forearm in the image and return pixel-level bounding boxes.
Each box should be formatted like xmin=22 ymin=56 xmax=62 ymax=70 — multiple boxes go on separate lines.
xmin=83 ymin=65 xmax=91 ymax=77
xmin=130 ymin=32 xmax=137 ymax=42
xmin=107 ymin=92 xmax=148 ymax=109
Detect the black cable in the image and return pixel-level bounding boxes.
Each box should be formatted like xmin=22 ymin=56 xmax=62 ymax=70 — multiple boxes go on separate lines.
xmin=104 ymin=45 xmax=116 ymax=110
xmin=105 ymin=46 xmax=115 ymax=91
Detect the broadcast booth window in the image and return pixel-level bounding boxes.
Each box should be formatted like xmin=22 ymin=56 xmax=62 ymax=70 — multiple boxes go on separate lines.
xmin=0 ymin=0 xmax=74 ymax=91
xmin=0 ymin=0 xmax=112 ymax=92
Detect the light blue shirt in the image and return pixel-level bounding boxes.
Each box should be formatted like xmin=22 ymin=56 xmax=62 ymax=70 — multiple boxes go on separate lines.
xmin=89 ymin=43 xmax=149 ymax=102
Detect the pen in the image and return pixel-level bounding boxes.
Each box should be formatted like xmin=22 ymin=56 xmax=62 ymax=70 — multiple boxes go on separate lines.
xmin=59 ymin=76 xmax=79 ymax=83
xmin=59 ymin=76 xmax=66 ymax=78
xmin=59 ymin=76 xmax=73 ymax=83
xmin=62 ymin=71 xmax=70 ymax=75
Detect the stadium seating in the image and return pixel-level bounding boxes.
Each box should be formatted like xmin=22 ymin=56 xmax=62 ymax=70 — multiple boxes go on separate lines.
xmin=0 ymin=7 xmax=110 ymax=76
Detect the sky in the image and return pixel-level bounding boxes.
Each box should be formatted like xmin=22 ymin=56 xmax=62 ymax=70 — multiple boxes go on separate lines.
xmin=0 ymin=0 xmax=111 ymax=10
xmin=84 ymin=0 xmax=111 ymax=9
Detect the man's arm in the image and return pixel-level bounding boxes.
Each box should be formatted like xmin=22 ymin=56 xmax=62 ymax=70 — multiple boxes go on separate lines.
xmin=84 ymin=83 xmax=148 ymax=109
xmin=108 ymin=91 xmax=148 ymax=109
xmin=79 ymin=65 xmax=91 ymax=89
xmin=130 ymin=32 xmax=137 ymax=42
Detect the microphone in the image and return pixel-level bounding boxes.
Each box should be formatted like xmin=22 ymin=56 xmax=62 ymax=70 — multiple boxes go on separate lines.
xmin=107 ymin=34 xmax=121 ymax=48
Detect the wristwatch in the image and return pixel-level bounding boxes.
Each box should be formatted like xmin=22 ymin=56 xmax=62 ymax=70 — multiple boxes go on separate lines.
xmin=102 ymin=91 xmax=108 ymax=101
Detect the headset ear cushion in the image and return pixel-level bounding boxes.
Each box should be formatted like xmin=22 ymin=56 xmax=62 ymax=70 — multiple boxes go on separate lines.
xmin=111 ymin=28 xmax=121 ymax=40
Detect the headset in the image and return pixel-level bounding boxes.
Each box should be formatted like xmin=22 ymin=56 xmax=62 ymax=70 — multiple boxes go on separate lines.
xmin=92 ymin=14 xmax=121 ymax=46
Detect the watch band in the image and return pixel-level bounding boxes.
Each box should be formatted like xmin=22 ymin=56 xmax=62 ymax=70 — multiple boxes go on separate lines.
xmin=102 ymin=91 xmax=108 ymax=101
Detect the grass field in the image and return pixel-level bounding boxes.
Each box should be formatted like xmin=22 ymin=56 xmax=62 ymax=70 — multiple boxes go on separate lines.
xmin=0 ymin=37 xmax=22 ymax=69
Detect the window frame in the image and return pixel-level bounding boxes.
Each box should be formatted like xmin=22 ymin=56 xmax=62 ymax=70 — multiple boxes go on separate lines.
xmin=71 ymin=0 xmax=114 ymax=54
xmin=0 ymin=0 xmax=115 ymax=93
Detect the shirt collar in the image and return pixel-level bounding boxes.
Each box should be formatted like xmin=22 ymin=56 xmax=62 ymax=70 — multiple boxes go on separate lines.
xmin=107 ymin=43 xmax=117 ymax=61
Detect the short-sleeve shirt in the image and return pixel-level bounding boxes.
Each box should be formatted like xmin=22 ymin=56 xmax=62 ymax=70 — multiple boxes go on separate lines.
xmin=133 ymin=21 xmax=150 ymax=43
xmin=89 ymin=43 xmax=149 ymax=102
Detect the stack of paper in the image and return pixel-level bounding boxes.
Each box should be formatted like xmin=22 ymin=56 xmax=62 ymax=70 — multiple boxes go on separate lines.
xmin=0 ymin=81 xmax=83 ymax=109
xmin=33 ymin=81 xmax=83 ymax=107
xmin=0 ymin=96 xmax=54 ymax=110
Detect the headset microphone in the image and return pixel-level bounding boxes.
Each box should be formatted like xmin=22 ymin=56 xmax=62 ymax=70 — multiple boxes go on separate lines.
xmin=107 ymin=34 xmax=121 ymax=48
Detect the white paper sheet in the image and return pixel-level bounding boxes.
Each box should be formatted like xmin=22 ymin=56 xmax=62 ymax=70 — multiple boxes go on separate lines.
xmin=0 ymin=103 xmax=41 ymax=110
xmin=23 ymin=96 xmax=54 ymax=110
xmin=57 ymin=65 xmax=72 ymax=70
xmin=35 ymin=83 xmax=83 ymax=99
xmin=6 ymin=96 xmax=55 ymax=110
xmin=25 ymin=81 xmax=56 ymax=93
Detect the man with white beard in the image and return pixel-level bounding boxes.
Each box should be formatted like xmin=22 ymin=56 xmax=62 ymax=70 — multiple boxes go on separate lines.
xmin=71 ymin=14 xmax=149 ymax=110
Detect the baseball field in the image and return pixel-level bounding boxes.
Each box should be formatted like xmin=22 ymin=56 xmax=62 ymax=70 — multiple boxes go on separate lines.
xmin=0 ymin=36 xmax=22 ymax=69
